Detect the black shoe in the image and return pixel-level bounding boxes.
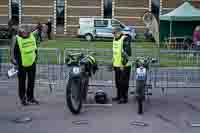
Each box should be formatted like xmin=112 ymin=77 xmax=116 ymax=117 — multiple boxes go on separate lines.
xmin=138 ymin=111 xmax=143 ymax=115
xmin=28 ymin=99 xmax=39 ymax=105
xmin=118 ymin=99 xmax=124 ymax=104
xmin=112 ymin=97 xmax=120 ymax=101
xmin=123 ymin=99 xmax=128 ymax=104
xmin=21 ymin=100 xmax=29 ymax=106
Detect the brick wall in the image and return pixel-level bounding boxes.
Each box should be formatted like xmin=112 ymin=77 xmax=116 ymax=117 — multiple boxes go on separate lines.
xmin=68 ymin=0 xmax=101 ymax=6
xmin=162 ymin=0 xmax=183 ymax=8
xmin=22 ymin=0 xmax=54 ymax=24
xmin=161 ymin=0 xmax=184 ymax=14
xmin=23 ymin=0 xmax=54 ymax=6
xmin=115 ymin=0 xmax=149 ymax=7
xmin=114 ymin=0 xmax=150 ymax=34
xmin=0 ymin=0 xmax=8 ymax=24
xmin=161 ymin=0 xmax=200 ymax=14
xmin=66 ymin=0 xmax=102 ymax=35
xmin=192 ymin=1 xmax=200 ymax=8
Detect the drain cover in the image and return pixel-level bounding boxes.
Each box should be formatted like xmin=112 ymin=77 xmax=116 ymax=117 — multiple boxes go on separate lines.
xmin=83 ymin=104 xmax=112 ymax=107
xmin=12 ymin=116 xmax=32 ymax=124
xmin=191 ymin=123 xmax=200 ymax=127
xmin=72 ymin=120 xmax=89 ymax=125
xmin=130 ymin=121 xmax=149 ymax=127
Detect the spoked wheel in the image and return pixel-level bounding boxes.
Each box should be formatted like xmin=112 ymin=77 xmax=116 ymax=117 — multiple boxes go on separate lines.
xmin=81 ymin=78 xmax=89 ymax=103
xmin=136 ymin=80 xmax=145 ymax=115
xmin=66 ymin=79 xmax=82 ymax=115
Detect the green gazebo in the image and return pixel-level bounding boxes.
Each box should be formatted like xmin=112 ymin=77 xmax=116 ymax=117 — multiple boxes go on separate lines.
xmin=159 ymin=1 xmax=200 ymax=43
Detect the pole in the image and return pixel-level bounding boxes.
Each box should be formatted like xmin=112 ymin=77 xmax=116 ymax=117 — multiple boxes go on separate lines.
xmin=169 ymin=19 xmax=172 ymax=49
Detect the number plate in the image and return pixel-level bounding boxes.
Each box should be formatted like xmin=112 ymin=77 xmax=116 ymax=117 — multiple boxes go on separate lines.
xmin=136 ymin=67 xmax=146 ymax=80
xmin=73 ymin=67 xmax=80 ymax=74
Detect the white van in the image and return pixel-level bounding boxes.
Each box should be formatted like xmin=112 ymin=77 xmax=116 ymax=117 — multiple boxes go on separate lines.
xmin=78 ymin=17 xmax=136 ymax=41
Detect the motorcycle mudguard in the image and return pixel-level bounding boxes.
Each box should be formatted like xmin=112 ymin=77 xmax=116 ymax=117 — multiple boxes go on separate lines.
xmin=136 ymin=80 xmax=145 ymax=100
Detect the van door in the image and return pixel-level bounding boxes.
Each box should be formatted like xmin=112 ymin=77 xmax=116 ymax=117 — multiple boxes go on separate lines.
xmin=94 ymin=20 xmax=112 ymax=38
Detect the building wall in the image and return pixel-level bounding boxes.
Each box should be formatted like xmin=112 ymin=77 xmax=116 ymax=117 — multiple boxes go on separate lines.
xmin=65 ymin=0 xmax=102 ymax=35
xmin=0 ymin=0 xmax=9 ymax=25
xmin=21 ymin=0 xmax=54 ymax=24
xmin=1 ymin=0 xmax=199 ymax=35
xmin=113 ymin=0 xmax=150 ymax=34
xmin=192 ymin=0 xmax=200 ymax=8
xmin=160 ymin=0 xmax=200 ymax=15
xmin=161 ymin=0 xmax=183 ymax=14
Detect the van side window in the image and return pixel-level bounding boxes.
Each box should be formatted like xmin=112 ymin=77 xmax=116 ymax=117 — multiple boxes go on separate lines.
xmin=94 ymin=20 xmax=108 ymax=27
xmin=112 ymin=20 xmax=120 ymax=27
xmin=112 ymin=20 xmax=125 ymax=29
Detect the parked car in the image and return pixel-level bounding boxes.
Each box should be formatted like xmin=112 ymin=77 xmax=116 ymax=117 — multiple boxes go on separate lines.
xmin=78 ymin=17 xmax=137 ymax=41
xmin=0 ymin=26 xmax=10 ymax=40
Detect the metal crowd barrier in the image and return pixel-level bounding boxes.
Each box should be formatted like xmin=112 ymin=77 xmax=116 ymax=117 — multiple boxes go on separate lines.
xmin=63 ymin=48 xmax=137 ymax=93
xmin=36 ymin=48 xmax=62 ymax=93
xmin=1 ymin=46 xmax=200 ymax=95
xmin=154 ymin=49 xmax=200 ymax=89
xmin=0 ymin=48 xmax=13 ymax=83
xmin=0 ymin=47 xmax=62 ymax=94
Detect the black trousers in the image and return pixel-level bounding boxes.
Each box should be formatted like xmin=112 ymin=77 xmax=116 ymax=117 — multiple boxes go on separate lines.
xmin=47 ymin=32 xmax=51 ymax=40
xmin=38 ymin=31 xmax=42 ymax=41
xmin=17 ymin=63 xmax=36 ymax=101
xmin=114 ymin=67 xmax=131 ymax=100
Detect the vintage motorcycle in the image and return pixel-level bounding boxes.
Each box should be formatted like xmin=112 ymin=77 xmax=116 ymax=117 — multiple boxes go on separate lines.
xmin=134 ymin=56 xmax=157 ymax=114
xmin=65 ymin=52 xmax=98 ymax=115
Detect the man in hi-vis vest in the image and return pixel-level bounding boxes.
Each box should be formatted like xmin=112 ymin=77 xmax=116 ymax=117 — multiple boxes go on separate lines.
xmin=11 ymin=25 xmax=39 ymax=106
xmin=112 ymin=27 xmax=131 ymax=104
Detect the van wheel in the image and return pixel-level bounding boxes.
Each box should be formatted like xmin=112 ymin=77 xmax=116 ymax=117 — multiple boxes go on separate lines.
xmin=85 ymin=34 xmax=93 ymax=41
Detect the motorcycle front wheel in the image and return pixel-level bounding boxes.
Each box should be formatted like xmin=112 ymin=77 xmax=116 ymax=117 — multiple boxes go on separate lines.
xmin=136 ymin=80 xmax=145 ymax=115
xmin=66 ymin=78 xmax=82 ymax=115
xmin=137 ymin=98 xmax=143 ymax=114
xmin=82 ymin=77 xmax=89 ymax=102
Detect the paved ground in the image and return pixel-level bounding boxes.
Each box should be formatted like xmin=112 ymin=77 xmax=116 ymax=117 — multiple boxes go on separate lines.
xmin=0 ymin=78 xmax=200 ymax=133
xmin=1 ymin=65 xmax=200 ymax=133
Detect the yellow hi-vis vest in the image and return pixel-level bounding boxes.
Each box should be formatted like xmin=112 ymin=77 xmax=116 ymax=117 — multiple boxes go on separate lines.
xmin=113 ymin=35 xmax=129 ymax=67
xmin=17 ymin=33 xmax=37 ymax=67
xmin=88 ymin=55 xmax=96 ymax=64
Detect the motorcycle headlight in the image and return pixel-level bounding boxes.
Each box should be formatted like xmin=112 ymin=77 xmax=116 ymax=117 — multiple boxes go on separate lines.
xmin=73 ymin=67 xmax=80 ymax=74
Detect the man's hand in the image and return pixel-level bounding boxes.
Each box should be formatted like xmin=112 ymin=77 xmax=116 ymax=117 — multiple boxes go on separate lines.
xmin=11 ymin=59 xmax=17 ymax=65
xmin=120 ymin=67 xmax=124 ymax=71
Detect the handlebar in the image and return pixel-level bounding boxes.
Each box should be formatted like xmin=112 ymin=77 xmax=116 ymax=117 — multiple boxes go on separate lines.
xmin=67 ymin=52 xmax=96 ymax=57
xmin=65 ymin=52 xmax=96 ymax=64
xmin=131 ymin=56 xmax=158 ymax=64
xmin=67 ymin=52 xmax=83 ymax=57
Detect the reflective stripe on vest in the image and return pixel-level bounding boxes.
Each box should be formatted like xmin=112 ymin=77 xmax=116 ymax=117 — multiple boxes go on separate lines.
xmin=17 ymin=33 xmax=37 ymax=67
xmin=112 ymin=36 xmax=126 ymax=67
xmin=88 ymin=55 xmax=96 ymax=64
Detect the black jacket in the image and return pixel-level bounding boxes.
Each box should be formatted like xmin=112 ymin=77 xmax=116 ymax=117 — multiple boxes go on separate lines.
xmin=46 ymin=22 xmax=52 ymax=33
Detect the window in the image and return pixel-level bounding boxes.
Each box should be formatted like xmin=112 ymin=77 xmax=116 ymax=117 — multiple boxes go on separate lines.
xmin=56 ymin=0 xmax=64 ymax=25
xmin=112 ymin=20 xmax=125 ymax=29
xmin=11 ymin=0 xmax=19 ymax=25
xmin=112 ymin=20 xmax=120 ymax=26
xmin=151 ymin=0 xmax=160 ymax=20
xmin=94 ymin=20 xmax=108 ymax=27
xmin=104 ymin=0 xmax=112 ymax=18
